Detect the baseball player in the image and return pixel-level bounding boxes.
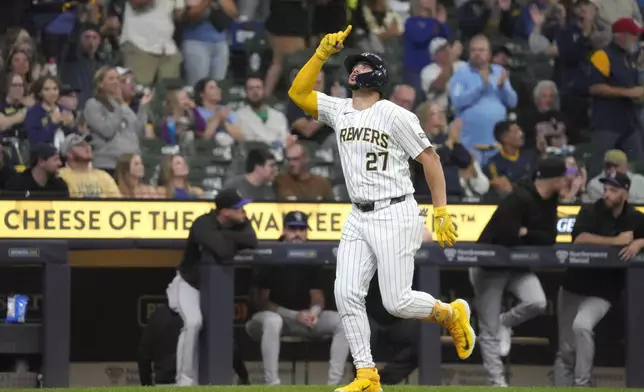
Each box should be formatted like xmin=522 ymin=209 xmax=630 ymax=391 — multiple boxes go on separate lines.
xmin=288 ymin=26 xmax=476 ymax=392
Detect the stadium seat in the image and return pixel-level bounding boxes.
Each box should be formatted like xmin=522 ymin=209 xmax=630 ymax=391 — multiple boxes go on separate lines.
xmin=312 ymin=147 xmax=335 ymax=164
xmin=143 ymin=153 xmax=163 ymax=184
xmin=194 ymin=141 xmax=234 ymax=163
xmin=140 ymin=138 xmax=168 ymax=156
xmin=631 ymin=160 xmax=644 ymax=176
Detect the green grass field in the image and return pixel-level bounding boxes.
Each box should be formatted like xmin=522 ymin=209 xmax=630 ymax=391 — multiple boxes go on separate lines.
xmin=12 ymin=387 xmax=644 ymax=392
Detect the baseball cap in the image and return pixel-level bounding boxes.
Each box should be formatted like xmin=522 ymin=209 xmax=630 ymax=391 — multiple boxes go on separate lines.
xmin=215 ymin=189 xmax=252 ymax=210
xmin=60 ymin=84 xmax=80 ymax=96
xmin=604 ymin=149 xmax=628 ymax=165
xmin=536 ymin=157 xmax=567 ymax=179
xmin=612 ymin=18 xmax=644 ymax=35
xmin=284 ymin=211 xmax=309 ymax=229
xmin=600 ymin=172 xmax=631 ymax=190
xmin=116 ymin=67 xmax=133 ymax=77
xmin=60 ymin=133 xmax=91 ymax=156
xmin=429 ymin=37 xmax=449 ymax=57
xmin=29 ymin=143 xmax=58 ymax=166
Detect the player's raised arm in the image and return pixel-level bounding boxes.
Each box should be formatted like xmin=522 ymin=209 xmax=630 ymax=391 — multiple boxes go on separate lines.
xmin=288 ymin=25 xmax=352 ymax=119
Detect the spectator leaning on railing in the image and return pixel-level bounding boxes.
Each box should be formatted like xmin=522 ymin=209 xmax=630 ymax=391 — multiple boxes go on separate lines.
xmin=57 ymin=133 xmax=121 ymax=198
xmin=83 ymin=66 xmax=152 ymax=176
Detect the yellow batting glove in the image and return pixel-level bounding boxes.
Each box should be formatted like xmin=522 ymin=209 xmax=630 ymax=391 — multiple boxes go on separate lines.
xmin=316 ymin=25 xmax=352 ymax=61
xmin=433 ymin=206 xmax=458 ymax=248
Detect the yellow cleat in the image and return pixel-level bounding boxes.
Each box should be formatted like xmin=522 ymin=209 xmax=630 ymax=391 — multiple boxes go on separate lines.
xmin=445 ymin=299 xmax=476 ymax=360
xmin=335 ymin=368 xmax=383 ymax=392
xmin=426 ymin=298 xmax=476 ymax=360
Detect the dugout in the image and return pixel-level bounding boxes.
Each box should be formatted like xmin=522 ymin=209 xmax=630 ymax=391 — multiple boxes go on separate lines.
xmin=0 ymin=240 xmax=69 ymax=388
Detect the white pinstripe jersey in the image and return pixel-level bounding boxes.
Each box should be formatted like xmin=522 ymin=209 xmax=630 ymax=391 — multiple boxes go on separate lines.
xmin=317 ymin=92 xmax=432 ymax=203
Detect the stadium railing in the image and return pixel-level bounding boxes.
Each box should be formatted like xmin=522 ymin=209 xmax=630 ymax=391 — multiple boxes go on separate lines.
xmin=198 ymin=242 xmax=644 ymax=388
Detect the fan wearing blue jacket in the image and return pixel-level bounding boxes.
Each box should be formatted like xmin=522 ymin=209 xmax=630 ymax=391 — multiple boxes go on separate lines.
xmin=25 ymin=76 xmax=78 ymax=146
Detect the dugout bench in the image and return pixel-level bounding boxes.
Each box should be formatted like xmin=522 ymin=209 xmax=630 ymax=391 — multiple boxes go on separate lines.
xmin=199 ymin=242 xmax=644 ymax=388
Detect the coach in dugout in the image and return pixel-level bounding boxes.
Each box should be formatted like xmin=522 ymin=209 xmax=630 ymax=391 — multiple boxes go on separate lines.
xmin=554 ymin=172 xmax=644 ymax=386
xmin=471 ymin=157 xmax=568 ymax=386
xmin=166 ymin=188 xmax=258 ymax=386
xmin=246 ymin=211 xmax=350 ymax=385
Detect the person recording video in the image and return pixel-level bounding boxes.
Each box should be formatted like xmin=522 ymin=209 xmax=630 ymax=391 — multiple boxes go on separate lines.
xmin=165 ymin=188 xmax=257 ymax=386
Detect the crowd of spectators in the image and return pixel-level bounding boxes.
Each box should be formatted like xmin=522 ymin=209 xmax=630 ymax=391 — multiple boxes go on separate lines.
xmin=0 ymin=0 xmax=643 ymax=203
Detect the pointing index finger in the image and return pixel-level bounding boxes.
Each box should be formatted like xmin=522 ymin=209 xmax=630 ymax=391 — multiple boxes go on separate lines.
xmin=340 ymin=25 xmax=353 ymax=40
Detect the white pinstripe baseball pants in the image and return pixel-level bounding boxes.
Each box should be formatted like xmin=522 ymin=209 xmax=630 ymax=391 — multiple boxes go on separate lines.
xmin=334 ymin=196 xmax=436 ymax=369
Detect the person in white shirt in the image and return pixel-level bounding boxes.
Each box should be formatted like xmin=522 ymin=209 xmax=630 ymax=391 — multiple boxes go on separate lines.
xmin=235 ymin=76 xmax=289 ymax=148
xmin=120 ymin=0 xmax=185 ymax=85
xmin=420 ymin=37 xmax=466 ymax=110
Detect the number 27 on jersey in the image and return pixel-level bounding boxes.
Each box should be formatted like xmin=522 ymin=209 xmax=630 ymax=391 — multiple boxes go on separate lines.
xmin=366 ymin=151 xmax=389 ymax=171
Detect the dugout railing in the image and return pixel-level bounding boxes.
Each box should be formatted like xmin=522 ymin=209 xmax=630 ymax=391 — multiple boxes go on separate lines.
xmin=198 ymin=242 xmax=644 ymax=388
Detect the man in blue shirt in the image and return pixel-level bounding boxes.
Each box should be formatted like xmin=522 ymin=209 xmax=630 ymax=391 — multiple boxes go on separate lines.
xmin=449 ymin=35 xmax=518 ymax=164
